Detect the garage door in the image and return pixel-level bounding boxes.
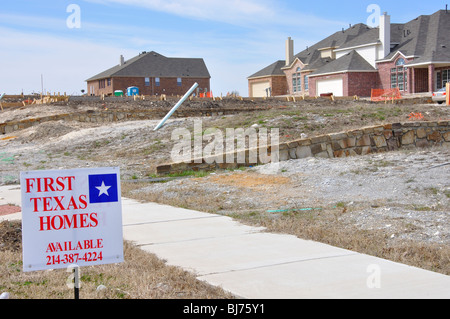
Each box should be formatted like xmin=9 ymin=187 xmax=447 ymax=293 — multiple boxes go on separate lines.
xmin=316 ymin=78 xmax=344 ymax=97
xmin=251 ymin=81 xmax=271 ymax=97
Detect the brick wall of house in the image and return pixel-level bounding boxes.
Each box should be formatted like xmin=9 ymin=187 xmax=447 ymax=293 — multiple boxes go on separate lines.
xmin=284 ymin=60 xmax=302 ymax=95
xmin=307 ymin=76 xmax=318 ymax=97
xmin=248 ymin=76 xmax=287 ymax=97
xmin=377 ymin=56 xmax=414 ymax=92
xmin=86 ymin=80 xmax=101 ymax=96
xmin=111 ymin=77 xmax=146 ymax=95
xmin=88 ymin=77 xmax=210 ymax=96
xmin=271 ymin=76 xmax=289 ymax=96
xmin=347 ymin=72 xmax=380 ymax=97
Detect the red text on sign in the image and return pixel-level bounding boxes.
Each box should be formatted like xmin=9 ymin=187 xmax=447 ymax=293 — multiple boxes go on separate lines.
xmin=30 ymin=195 xmax=87 ymax=213
xmin=46 ymin=239 xmax=104 ymax=253
xmin=39 ymin=213 xmax=98 ymax=231
xmin=25 ymin=176 xmax=75 ymax=193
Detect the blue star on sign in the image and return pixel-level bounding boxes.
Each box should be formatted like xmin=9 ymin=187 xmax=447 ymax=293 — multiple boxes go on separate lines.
xmin=88 ymin=174 xmax=118 ymax=203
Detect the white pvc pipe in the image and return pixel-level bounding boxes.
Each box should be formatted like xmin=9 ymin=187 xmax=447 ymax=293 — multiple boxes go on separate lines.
xmin=153 ymin=82 xmax=199 ymax=131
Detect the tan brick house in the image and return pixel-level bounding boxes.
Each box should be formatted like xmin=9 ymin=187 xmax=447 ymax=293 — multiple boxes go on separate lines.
xmin=86 ymin=51 xmax=211 ymax=96
xmin=248 ymin=9 xmax=450 ymax=98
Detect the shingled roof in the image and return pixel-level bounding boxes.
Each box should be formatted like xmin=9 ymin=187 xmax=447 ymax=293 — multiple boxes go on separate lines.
xmin=248 ymin=60 xmax=286 ymax=78
xmin=248 ymin=23 xmax=374 ymax=78
xmin=295 ymin=23 xmax=373 ymax=67
xmin=388 ymin=10 xmax=450 ymax=65
xmin=309 ymin=50 xmax=376 ymax=77
xmin=249 ymin=9 xmax=450 ymax=79
xmin=86 ymin=51 xmax=210 ymax=82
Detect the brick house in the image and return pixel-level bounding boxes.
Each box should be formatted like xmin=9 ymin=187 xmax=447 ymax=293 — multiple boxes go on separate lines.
xmin=248 ymin=9 xmax=450 ymax=97
xmin=86 ymin=51 xmax=211 ymax=96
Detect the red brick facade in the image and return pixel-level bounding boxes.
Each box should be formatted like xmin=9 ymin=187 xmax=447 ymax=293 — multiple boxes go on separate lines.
xmin=347 ymin=72 xmax=380 ymax=96
xmin=282 ymin=59 xmax=313 ymax=96
xmin=248 ymin=76 xmax=288 ymax=97
xmin=87 ymin=77 xmax=210 ymax=96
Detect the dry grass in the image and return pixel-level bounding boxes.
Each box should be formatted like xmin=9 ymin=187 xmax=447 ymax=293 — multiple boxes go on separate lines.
xmin=0 ymin=221 xmax=235 ymax=299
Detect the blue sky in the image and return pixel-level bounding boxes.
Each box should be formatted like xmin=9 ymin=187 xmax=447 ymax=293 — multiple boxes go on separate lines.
xmin=0 ymin=0 xmax=444 ymax=96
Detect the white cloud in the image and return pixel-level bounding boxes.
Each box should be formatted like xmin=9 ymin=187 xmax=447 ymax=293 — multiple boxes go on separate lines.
xmin=83 ymin=0 xmax=345 ymax=30
xmin=0 ymin=26 xmax=135 ymax=94
xmin=84 ymin=0 xmax=274 ymax=26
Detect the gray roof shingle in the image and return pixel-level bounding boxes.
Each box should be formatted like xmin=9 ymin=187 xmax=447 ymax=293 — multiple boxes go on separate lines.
xmin=248 ymin=23 xmax=374 ymax=78
xmin=248 ymin=60 xmax=286 ymax=78
xmin=309 ymin=50 xmax=376 ymax=76
xmin=86 ymin=51 xmax=210 ymax=82
xmin=249 ymin=9 xmax=450 ymax=79
xmin=394 ymin=10 xmax=450 ymax=65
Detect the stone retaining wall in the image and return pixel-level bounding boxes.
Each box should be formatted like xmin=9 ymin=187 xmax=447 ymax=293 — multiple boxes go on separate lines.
xmin=156 ymin=120 xmax=450 ymax=175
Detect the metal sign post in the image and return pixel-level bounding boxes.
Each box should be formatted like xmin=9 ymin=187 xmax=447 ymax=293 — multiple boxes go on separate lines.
xmin=154 ymin=82 xmax=199 ymax=131
xmin=74 ymin=265 xmax=80 ymax=299
xmin=67 ymin=264 xmax=81 ymax=299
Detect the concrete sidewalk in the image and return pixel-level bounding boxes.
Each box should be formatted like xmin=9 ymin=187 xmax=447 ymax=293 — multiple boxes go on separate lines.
xmin=1 ymin=184 xmax=449 ymax=299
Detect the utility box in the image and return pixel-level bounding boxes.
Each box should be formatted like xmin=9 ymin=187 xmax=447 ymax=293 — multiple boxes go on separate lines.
xmin=127 ymin=87 xmax=139 ymax=96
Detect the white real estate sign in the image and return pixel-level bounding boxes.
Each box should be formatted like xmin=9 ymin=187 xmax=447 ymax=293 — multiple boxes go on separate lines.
xmin=20 ymin=167 xmax=124 ymax=272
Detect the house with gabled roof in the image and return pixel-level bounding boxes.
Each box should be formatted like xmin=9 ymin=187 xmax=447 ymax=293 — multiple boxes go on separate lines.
xmin=86 ymin=51 xmax=211 ymax=96
xmin=248 ymin=9 xmax=450 ymax=98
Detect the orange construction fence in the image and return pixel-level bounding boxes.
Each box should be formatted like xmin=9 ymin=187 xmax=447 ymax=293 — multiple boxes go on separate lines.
xmin=198 ymin=92 xmax=213 ymax=98
xmin=371 ymin=88 xmax=402 ymax=102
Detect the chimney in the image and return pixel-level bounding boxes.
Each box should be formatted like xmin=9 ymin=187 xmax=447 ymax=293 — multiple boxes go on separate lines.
xmin=379 ymin=12 xmax=391 ymax=58
xmin=120 ymin=55 xmax=125 ymax=66
xmin=286 ymin=37 xmax=294 ymax=67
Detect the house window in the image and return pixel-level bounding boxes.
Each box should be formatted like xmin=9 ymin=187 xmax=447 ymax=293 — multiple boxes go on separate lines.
xmin=435 ymin=69 xmax=450 ymax=89
xmin=99 ymin=79 xmax=106 ymax=89
xmin=443 ymin=69 xmax=450 ymax=87
xmin=390 ymin=70 xmax=397 ymax=89
xmin=145 ymin=77 xmax=150 ymax=87
xmin=107 ymin=78 xmax=111 ymax=86
xmin=177 ymin=78 xmax=182 ymax=86
xmin=155 ymin=77 xmax=160 ymax=87
xmin=293 ymin=68 xmax=302 ymax=93
xmin=437 ymin=71 xmax=442 ymax=89
xmin=396 ymin=58 xmax=405 ymax=66
xmin=390 ymin=59 xmax=407 ymax=91
xmin=304 ymin=75 xmax=309 ymax=91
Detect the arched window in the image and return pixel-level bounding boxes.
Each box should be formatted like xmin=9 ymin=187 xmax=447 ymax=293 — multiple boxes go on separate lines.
xmin=391 ymin=58 xmax=408 ymax=91
xmin=396 ymin=58 xmax=405 ymax=66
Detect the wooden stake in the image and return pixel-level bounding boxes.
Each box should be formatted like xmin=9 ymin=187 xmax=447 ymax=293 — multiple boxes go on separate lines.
xmin=446 ymin=82 xmax=449 ymax=106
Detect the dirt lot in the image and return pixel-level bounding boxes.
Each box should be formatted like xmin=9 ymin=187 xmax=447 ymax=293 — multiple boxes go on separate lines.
xmin=0 ymin=97 xmax=449 ymax=298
